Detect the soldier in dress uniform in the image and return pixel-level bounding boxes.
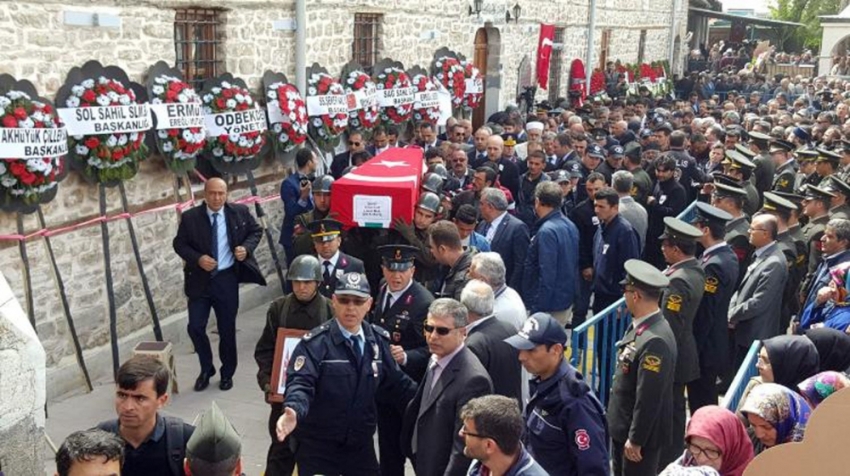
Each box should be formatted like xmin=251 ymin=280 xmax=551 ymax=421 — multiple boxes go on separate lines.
xmin=308 ymin=219 xmax=366 ymax=298
xmin=838 ymin=139 xmax=850 ymax=182
xmin=826 ymin=175 xmax=850 ymax=220
xmin=770 ymin=139 xmax=798 ymax=193
xmin=657 ymin=217 xmax=705 ymax=468
xmin=799 ymin=185 xmax=835 ymax=297
xmin=608 ymin=259 xmax=677 ymax=476
xmin=793 ymin=149 xmax=820 ymax=193
xmin=254 ymin=255 xmax=333 ymax=476
xmin=688 ymin=203 xmax=739 ymax=412
xmin=761 ymin=192 xmax=802 ymax=335
xmin=292 ymin=175 xmax=334 ymax=259
xmin=747 ymin=131 xmax=775 ymax=203
xmin=774 ymin=191 xmax=809 ymax=258
xmin=370 ymin=244 xmax=434 ymax=476
xmin=710 ymin=182 xmax=752 ymax=287
xmin=722 ymin=150 xmax=759 ymax=217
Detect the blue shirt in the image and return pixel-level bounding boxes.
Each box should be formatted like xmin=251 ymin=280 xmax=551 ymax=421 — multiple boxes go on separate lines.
xmin=337 ymin=319 xmax=365 ymax=354
xmin=207 ymin=207 xmax=234 ymax=271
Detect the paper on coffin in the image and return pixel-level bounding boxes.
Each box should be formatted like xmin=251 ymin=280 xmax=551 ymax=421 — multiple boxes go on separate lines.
xmin=330 ymin=147 xmax=424 ymax=228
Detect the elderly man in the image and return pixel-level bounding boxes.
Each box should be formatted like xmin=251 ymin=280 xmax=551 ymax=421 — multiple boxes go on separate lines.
xmin=516 ymin=121 xmax=545 ymax=160
xmin=799 ymin=218 xmax=850 ymax=331
xmin=402 ymin=298 xmax=493 ymax=476
xmin=485 ymin=134 xmax=520 ymax=200
xmin=468 ymin=252 xmax=526 ymax=330
xmin=461 ymin=280 xmax=522 ymax=405
xmin=612 ymin=170 xmax=648 ymax=253
xmin=478 ymin=187 xmax=529 ymax=290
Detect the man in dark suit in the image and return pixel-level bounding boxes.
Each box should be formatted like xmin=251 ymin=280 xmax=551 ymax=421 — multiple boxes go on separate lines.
xmin=371 ymin=245 xmax=434 ymax=476
xmin=367 ymin=125 xmax=392 ymax=157
xmin=173 ymin=178 xmax=266 ymax=392
xmin=402 ymin=298 xmax=493 ymax=476
xmin=417 ymin=122 xmax=442 ymax=152
xmin=308 ymin=219 xmax=365 ymax=298
xmin=728 ymin=214 xmax=788 ymax=369
xmin=468 ymin=127 xmax=491 ymax=169
xmin=478 ymin=187 xmax=529 ymax=291
xmin=608 ymin=260 xmax=677 ymax=476
xmin=485 ymin=135 xmax=520 ymax=201
xmin=645 ymin=155 xmax=688 ymax=269
xmin=689 ymin=203 xmax=739 ymax=412
xmin=657 ymin=218 xmax=705 ymax=468
xmin=330 ymin=131 xmax=368 ymax=178
xmin=461 ymin=280 xmax=522 ymax=405
xmin=279 ymin=148 xmax=316 ymax=266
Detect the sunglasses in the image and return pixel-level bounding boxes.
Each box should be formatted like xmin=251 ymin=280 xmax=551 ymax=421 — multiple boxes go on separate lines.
xmin=424 ymin=324 xmax=457 ymax=336
xmin=349 ymin=141 xmax=362 ymax=146
xmin=336 ymin=296 xmax=368 ymax=306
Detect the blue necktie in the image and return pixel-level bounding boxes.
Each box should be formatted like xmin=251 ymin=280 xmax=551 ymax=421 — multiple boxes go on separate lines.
xmin=211 ymin=213 xmax=219 ymax=275
xmin=350 ymin=335 xmax=362 ymax=363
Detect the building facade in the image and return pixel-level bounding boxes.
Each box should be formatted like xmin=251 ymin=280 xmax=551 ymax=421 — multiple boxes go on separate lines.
xmin=0 ymin=0 xmax=687 ymax=400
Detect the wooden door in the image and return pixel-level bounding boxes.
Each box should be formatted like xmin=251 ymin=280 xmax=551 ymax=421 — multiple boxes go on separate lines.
xmin=473 ymin=28 xmax=488 ymax=130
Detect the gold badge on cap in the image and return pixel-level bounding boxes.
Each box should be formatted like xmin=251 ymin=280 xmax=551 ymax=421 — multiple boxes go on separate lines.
xmin=394 ymin=249 xmax=402 ymax=260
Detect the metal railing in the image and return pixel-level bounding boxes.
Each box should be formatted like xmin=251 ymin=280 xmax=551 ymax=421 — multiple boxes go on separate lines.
xmin=569 ymin=201 xmax=697 ymax=406
xmin=722 ymin=340 xmax=762 ymax=411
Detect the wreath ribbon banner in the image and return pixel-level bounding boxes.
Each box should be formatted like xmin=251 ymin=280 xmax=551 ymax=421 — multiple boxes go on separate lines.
xmin=57 ymin=104 xmax=152 ymax=135
xmin=0 ymin=127 xmax=68 ymax=158
xmin=149 ymin=103 xmax=204 ymax=130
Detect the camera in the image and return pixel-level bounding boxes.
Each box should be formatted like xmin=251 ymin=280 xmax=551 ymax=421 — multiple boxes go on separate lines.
xmin=300 ymin=178 xmax=310 ymax=188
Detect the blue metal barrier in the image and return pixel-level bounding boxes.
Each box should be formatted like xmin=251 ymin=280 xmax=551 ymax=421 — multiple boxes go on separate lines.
xmin=723 ymin=340 xmax=762 ymax=411
xmin=569 ymin=201 xmax=698 ymax=406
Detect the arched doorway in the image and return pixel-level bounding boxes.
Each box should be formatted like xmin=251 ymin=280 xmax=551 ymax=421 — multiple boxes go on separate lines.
xmin=472 ymin=25 xmax=501 ymax=130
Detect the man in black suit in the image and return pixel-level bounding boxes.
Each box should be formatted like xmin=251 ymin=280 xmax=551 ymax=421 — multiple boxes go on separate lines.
xmin=330 ymin=130 xmax=368 ymax=178
xmin=371 ymin=245 xmax=434 ymax=476
xmin=477 ymin=188 xmax=529 ymax=291
xmin=402 ymin=298 xmax=493 ymax=476
xmin=367 ymin=125 xmax=391 ymax=157
xmin=468 ymin=126 xmax=491 ymax=168
xmin=173 ymin=177 xmax=266 ymax=391
xmin=308 ymin=219 xmax=366 ymax=298
xmin=461 ymin=280 xmax=522 ymax=406
xmin=417 ymin=122 xmax=442 ymax=152
xmin=485 ymin=135 xmax=520 ymax=201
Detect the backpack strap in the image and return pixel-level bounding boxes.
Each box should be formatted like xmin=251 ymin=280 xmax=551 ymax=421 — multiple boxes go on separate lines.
xmin=163 ymin=416 xmax=186 ymax=476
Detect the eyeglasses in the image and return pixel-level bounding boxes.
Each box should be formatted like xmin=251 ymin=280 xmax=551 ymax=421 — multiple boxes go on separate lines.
xmin=687 ymin=442 xmax=722 ymax=460
xmin=748 ymin=227 xmax=767 ymax=233
xmin=424 ymin=324 xmax=457 ymax=336
xmin=336 ymin=296 xmax=368 ymax=306
xmin=460 ymin=426 xmax=490 ymax=439
xmin=349 ymin=141 xmax=362 ymax=146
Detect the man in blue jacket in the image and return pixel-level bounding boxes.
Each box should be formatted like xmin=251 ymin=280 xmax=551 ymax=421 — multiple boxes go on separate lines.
xmin=521 ymin=181 xmax=579 ymax=326
xmin=592 ymin=187 xmax=641 ymax=313
xmin=279 ymin=148 xmax=317 ymax=265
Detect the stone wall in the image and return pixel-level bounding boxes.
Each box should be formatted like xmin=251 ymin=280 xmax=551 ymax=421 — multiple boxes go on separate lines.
xmin=0 ymin=0 xmax=686 ymax=399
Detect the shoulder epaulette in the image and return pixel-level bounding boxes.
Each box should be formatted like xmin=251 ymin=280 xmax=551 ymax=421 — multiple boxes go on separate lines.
xmin=303 ymin=323 xmax=330 ymax=341
xmin=370 ymin=323 xmax=390 ymax=340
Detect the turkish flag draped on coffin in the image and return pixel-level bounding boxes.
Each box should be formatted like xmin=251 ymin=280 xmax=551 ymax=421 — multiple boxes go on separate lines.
xmin=536 ymin=24 xmax=556 ymax=90
xmin=330 ymin=147 xmax=424 ymax=229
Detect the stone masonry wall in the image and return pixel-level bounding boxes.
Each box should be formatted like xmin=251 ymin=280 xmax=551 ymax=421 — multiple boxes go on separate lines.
xmin=0 ymin=0 xmax=686 ymax=399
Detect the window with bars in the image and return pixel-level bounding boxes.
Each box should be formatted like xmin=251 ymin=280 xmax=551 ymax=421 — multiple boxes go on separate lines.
xmin=638 ymin=30 xmax=647 ymax=64
xmin=174 ymin=8 xmax=225 ymax=91
xmin=548 ymin=27 xmax=565 ymax=103
xmin=352 ymin=13 xmax=382 ymax=72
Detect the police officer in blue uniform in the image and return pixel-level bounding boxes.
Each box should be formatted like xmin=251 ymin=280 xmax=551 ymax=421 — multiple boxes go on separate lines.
xmin=505 ymin=313 xmax=609 ymax=476
xmin=275 ymin=272 xmax=418 ymax=476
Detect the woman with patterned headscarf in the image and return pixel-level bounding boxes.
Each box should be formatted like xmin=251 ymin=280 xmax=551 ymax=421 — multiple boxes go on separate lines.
xmin=798 ymin=260 xmax=850 ymax=332
xmin=797 ymin=371 xmax=850 ymax=409
xmin=660 ymin=406 xmax=754 ymax=476
xmin=739 ymin=383 xmax=812 ymax=455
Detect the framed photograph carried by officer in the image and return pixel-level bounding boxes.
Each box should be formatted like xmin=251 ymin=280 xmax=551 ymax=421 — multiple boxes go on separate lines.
xmin=268 ymin=328 xmax=309 ymax=403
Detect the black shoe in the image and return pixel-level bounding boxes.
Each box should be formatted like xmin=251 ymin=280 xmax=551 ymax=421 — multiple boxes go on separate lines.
xmin=194 ymin=369 xmax=215 ymax=391
xmin=219 ymin=377 xmax=233 ymax=391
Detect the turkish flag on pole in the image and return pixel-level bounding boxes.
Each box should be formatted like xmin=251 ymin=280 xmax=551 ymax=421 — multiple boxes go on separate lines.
xmin=536 ymin=24 xmax=556 ymax=90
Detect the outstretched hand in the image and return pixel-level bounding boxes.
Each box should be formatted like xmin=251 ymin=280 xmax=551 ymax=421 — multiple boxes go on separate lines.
xmin=276 ymin=407 xmax=298 ymax=441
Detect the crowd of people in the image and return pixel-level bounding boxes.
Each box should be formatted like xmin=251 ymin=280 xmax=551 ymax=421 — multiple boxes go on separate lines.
xmin=52 ymin=66 xmax=850 ymax=476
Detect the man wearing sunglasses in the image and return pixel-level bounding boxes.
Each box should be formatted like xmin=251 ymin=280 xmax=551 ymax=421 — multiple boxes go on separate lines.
xmin=275 ymin=272 xmax=417 ymax=476
xmin=401 ymin=298 xmax=493 ymax=476
xmin=330 ymin=130 xmax=367 ymax=179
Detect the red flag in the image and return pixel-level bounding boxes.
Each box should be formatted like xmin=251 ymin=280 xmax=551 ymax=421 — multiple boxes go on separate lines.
xmin=536 ymin=24 xmax=556 ymax=89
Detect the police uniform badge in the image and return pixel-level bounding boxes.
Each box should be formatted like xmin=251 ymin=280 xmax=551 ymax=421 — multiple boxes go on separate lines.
xmin=336 ymin=269 xmax=345 ymax=280
xmin=704 ymin=277 xmax=718 ymax=294
xmin=666 ymin=294 xmax=682 ymax=312
xmin=347 ymin=273 xmax=361 ymax=285
xmin=294 ymin=355 xmax=306 ymax=371
xmin=641 ymin=354 xmax=662 ymax=373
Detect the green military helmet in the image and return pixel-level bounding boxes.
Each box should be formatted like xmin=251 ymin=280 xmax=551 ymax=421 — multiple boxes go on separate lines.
xmin=287 ymin=254 xmax=323 ymax=282
xmin=422 ymin=172 xmax=444 ymax=194
xmin=417 ymin=191 xmax=442 ymax=214
xmin=312 ymin=174 xmax=334 ymax=194
xmin=427 ymin=163 xmax=449 ymax=179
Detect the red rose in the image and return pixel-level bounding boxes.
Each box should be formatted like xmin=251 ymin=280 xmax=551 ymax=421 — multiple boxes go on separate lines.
xmin=2 ymin=115 xmax=17 ymax=127
xmin=169 ymin=82 xmax=183 ymax=91
xmin=20 ymin=170 xmax=36 ymax=185
xmin=218 ymin=134 xmax=228 ymax=142
xmin=13 ymin=107 xmax=27 ymax=120
xmin=221 ymin=89 xmax=233 ymax=99
xmin=168 ymin=128 xmax=179 ymax=137
xmin=42 ymin=104 xmax=52 ymax=114
xmin=84 ymin=137 xmax=100 ymax=149
xmin=82 ymin=90 xmax=96 ymax=103
xmin=9 ymin=161 xmax=26 ymax=176
xmin=216 ymin=98 xmax=226 ymax=109
xmin=166 ymin=89 xmax=178 ymax=101
xmin=112 ymin=148 xmax=124 ymax=161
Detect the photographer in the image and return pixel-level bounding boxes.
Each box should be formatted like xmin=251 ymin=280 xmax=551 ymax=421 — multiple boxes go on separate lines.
xmin=279 ymin=149 xmax=317 ymax=266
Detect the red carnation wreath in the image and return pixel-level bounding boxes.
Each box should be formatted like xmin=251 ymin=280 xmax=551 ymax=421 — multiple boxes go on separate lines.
xmin=151 ymin=74 xmax=205 ymax=174
xmin=202 ymin=80 xmax=266 ymax=165
xmin=590 ymin=70 xmax=606 ymax=95
xmin=411 ymin=72 xmax=441 ymax=125
xmin=374 ymin=64 xmax=413 ymax=126
xmin=433 ymin=56 xmax=467 ymax=108
xmin=267 ymin=81 xmax=308 ymax=154
xmin=342 ymin=68 xmax=379 ymax=132
xmin=307 ymin=68 xmax=347 ymax=149
xmin=461 ymin=61 xmax=484 ymax=110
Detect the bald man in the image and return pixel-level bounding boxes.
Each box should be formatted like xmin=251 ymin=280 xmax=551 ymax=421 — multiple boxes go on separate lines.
xmin=485 ymin=135 xmax=521 ymax=200
xmin=173 ymin=177 xmax=267 ymax=392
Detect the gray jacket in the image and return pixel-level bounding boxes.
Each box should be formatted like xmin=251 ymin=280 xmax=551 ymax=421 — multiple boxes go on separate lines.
xmin=728 ymin=241 xmax=788 ymax=347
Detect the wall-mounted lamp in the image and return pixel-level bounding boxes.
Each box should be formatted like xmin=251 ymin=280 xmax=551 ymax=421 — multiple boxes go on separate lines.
xmin=468 ymin=0 xmax=484 ymax=17
xmin=506 ymin=2 xmax=521 ymax=24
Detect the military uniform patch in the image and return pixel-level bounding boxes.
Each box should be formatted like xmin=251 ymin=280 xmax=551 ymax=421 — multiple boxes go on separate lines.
xmin=630 ymin=185 xmax=638 ymax=197
xmin=294 ymin=355 xmax=305 ymax=371
xmin=641 ymin=355 xmax=661 ymax=373
xmin=575 ymin=429 xmax=591 ymax=451
xmin=779 ymin=178 xmax=789 ymax=188
xmin=666 ymin=294 xmax=682 ymax=312
xmin=704 ymin=277 xmax=718 ymax=294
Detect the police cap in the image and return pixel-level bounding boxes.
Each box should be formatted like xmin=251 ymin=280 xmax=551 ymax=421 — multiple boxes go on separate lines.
xmin=659 ymin=216 xmax=703 ymax=241
xmin=186 ymin=402 xmax=241 ymax=465
xmin=587 ymin=143 xmax=606 ymax=159
xmin=591 ymin=127 xmax=609 ymax=140
xmin=378 ymin=244 xmax=418 ymax=272
xmin=308 ymin=219 xmax=343 ymax=242
xmin=504 ymin=313 xmax=568 ymax=350
xmin=608 ymin=144 xmax=625 ymax=158
xmin=693 ymin=202 xmax=732 ymax=225
xmin=620 ymin=259 xmax=670 ymax=289
xmin=762 ymin=191 xmax=797 ymax=213
xmin=334 ymin=272 xmax=371 ymax=298
xmin=552 ymin=169 xmax=572 ymax=183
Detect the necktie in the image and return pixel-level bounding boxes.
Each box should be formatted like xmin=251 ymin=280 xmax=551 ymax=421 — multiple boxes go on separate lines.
xmin=323 ymin=260 xmax=332 ymax=284
xmin=350 ymin=335 xmax=362 ymax=363
xmin=477 ymin=153 xmax=486 ymax=163
xmin=481 ymin=221 xmax=491 ymax=237
xmin=210 ymin=213 xmax=219 ymax=275
xmin=384 ymin=294 xmax=394 ymax=314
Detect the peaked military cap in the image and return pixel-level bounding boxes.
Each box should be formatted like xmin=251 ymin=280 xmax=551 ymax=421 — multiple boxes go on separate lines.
xmin=827 ymin=175 xmax=850 ymax=197
xmin=795 ymin=149 xmax=820 ymax=162
xmin=724 ymin=150 xmax=755 ymax=170
xmin=762 ymin=191 xmax=797 ymax=212
xmin=693 ymin=202 xmax=732 ymax=224
xmin=748 ymin=131 xmax=771 ymax=145
xmin=659 ymin=216 xmax=703 ymax=241
xmin=802 ymin=185 xmax=836 ymax=201
xmin=773 ymin=191 xmax=807 ymax=206
xmin=734 ymin=143 xmax=756 ymax=158
xmin=378 ymin=244 xmax=418 ymax=271
xmin=308 ymin=219 xmax=343 ymax=242
xmin=620 ymin=259 xmax=670 ymax=289
xmin=712 ymin=182 xmax=747 ymax=198
xmin=769 ymin=139 xmax=794 ymax=153
xmin=712 ymin=173 xmax=743 ymax=188
xmin=816 ymin=147 xmax=842 ymax=164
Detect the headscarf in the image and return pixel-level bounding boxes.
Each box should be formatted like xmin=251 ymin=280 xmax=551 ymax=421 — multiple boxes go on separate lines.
xmin=740 ymin=383 xmax=812 ymax=445
xmin=685 ymin=406 xmax=754 ymax=476
xmin=805 ymin=328 xmax=850 ymax=372
xmin=827 ymin=260 xmax=850 ymax=306
xmin=797 ymin=371 xmax=850 ymax=409
xmin=762 ymin=335 xmax=820 ymax=388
